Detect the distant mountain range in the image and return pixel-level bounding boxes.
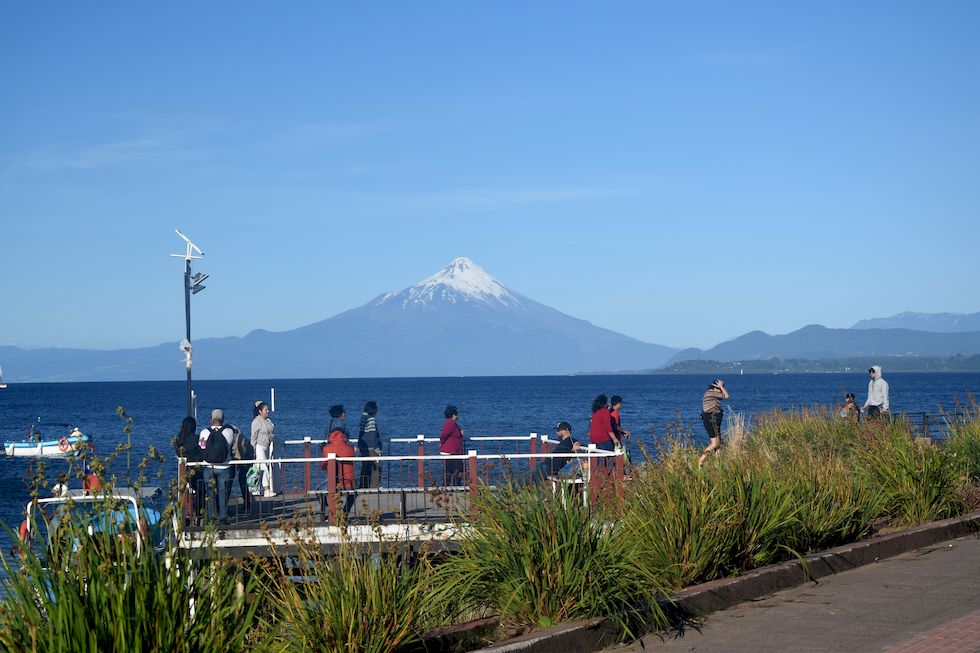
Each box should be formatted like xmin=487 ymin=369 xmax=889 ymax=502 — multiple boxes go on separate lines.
xmin=2 ymin=258 xmax=678 ymax=382
xmin=5 ymin=268 xmax=980 ymax=382
xmin=667 ymin=324 xmax=980 ymax=365
xmin=851 ymin=311 xmax=980 ymax=333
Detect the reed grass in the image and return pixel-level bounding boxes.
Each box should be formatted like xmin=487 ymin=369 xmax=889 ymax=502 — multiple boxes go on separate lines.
xmin=258 ymin=529 xmax=432 ymax=653
xmin=429 ymin=484 xmax=668 ymax=638
xmin=0 ymin=495 xmax=258 ymax=653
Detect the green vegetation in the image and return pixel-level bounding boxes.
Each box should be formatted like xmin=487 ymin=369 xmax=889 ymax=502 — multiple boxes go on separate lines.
xmin=2 ymin=406 xmax=980 ymax=650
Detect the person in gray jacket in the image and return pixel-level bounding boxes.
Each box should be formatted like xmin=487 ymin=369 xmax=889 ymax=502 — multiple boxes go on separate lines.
xmin=862 ymin=366 xmax=890 ymax=420
xmin=357 ymin=401 xmax=382 ymax=489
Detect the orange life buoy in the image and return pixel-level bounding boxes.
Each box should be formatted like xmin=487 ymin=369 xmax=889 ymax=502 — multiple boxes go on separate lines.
xmin=58 ymin=438 xmax=70 ymax=452
xmin=18 ymin=520 xmax=28 ymax=541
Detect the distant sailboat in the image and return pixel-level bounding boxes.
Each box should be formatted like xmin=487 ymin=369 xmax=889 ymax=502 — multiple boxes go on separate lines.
xmin=0 ymin=366 xmax=6 ymax=389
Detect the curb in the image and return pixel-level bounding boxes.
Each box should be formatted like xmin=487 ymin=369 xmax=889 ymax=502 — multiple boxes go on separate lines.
xmin=470 ymin=509 xmax=980 ymax=653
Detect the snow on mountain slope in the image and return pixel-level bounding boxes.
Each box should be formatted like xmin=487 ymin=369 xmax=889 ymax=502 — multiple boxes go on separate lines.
xmin=375 ymin=257 xmax=524 ymax=311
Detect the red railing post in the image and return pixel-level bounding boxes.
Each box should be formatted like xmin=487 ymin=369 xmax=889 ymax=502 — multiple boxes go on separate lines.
xmin=304 ymin=437 xmax=311 ymax=492
xmin=327 ymin=453 xmax=337 ymax=524
xmin=529 ymin=433 xmax=538 ymax=471
xmin=542 ymin=436 xmax=551 ymax=455
xmin=416 ymin=434 xmax=425 ymax=488
xmin=468 ymin=450 xmax=478 ymax=521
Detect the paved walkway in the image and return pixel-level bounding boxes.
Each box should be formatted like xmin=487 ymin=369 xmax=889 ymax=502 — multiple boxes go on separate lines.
xmin=607 ymin=533 xmax=980 ymax=653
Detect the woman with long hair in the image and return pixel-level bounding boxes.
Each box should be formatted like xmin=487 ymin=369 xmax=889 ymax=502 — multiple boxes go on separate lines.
xmin=251 ymin=401 xmax=276 ymax=497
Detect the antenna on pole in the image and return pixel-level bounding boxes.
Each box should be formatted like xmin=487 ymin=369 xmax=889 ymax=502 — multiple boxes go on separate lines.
xmin=170 ymin=228 xmax=204 ymax=262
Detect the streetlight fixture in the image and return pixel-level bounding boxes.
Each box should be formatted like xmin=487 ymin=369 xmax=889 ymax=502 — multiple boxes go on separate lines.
xmin=170 ymin=229 xmax=205 ymax=418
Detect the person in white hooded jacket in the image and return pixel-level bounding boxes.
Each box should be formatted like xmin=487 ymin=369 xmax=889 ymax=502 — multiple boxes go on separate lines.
xmin=862 ymin=365 xmax=889 ymax=420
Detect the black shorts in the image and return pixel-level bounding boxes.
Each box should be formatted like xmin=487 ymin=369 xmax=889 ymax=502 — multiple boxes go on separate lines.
xmin=701 ymin=411 xmax=723 ymax=439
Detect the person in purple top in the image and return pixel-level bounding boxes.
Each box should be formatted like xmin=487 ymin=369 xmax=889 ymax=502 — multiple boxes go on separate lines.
xmin=440 ymin=404 xmax=465 ymax=486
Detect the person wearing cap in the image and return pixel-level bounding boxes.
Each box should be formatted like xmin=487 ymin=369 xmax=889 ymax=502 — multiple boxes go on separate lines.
xmin=862 ymin=366 xmax=889 ymax=420
xmin=698 ymin=379 xmax=729 ymax=466
xmin=530 ymin=421 xmax=582 ymax=483
xmin=200 ymin=409 xmax=234 ymax=523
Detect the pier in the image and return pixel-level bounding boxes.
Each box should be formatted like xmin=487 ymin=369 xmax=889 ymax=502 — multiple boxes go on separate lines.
xmin=176 ymin=434 xmax=626 ymax=556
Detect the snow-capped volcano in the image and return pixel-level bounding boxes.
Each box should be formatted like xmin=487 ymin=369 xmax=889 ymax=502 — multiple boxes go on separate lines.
xmin=376 ymin=257 xmax=523 ymax=310
xmin=4 ymin=258 xmax=680 ymax=379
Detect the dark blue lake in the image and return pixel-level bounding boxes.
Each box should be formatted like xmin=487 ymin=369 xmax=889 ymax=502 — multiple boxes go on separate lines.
xmin=1 ymin=372 xmax=978 ymax=535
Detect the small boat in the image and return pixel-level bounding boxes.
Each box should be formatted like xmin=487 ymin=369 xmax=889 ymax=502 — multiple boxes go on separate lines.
xmin=0 ymin=366 xmax=6 ymax=389
xmin=3 ymin=422 xmax=92 ymax=458
xmin=19 ymin=486 xmax=170 ymax=558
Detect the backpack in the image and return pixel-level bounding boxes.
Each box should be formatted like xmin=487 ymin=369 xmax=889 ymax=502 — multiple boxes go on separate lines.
xmin=203 ymin=426 xmax=230 ymax=464
xmin=230 ymin=425 xmax=254 ymax=460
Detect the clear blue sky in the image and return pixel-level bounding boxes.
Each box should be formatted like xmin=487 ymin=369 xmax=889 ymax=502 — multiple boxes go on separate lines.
xmin=2 ymin=2 xmax=978 ymax=352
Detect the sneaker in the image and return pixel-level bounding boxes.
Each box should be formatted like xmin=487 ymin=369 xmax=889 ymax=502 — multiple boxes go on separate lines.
xmin=263 ymin=491 xmax=277 ymax=498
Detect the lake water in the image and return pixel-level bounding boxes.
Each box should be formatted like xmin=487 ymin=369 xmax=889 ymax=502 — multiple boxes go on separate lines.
xmin=0 ymin=372 xmax=978 ymax=535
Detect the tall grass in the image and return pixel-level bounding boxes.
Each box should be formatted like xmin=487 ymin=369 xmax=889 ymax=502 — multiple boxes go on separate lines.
xmin=258 ymin=529 xmax=433 ymax=652
xmin=429 ymin=484 xmax=667 ymax=638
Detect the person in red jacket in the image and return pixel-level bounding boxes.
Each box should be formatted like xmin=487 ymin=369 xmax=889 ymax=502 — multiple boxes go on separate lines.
xmin=588 ymin=394 xmax=620 ymax=452
xmin=440 ymin=404 xmax=465 ymax=486
xmin=321 ymin=424 xmax=356 ymax=517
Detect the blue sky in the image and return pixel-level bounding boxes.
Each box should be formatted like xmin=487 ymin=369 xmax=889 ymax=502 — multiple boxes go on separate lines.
xmin=2 ymin=2 xmax=978 ymax=352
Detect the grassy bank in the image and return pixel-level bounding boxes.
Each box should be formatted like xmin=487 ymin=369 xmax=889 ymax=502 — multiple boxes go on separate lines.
xmin=2 ymin=407 xmax=980 ymax=651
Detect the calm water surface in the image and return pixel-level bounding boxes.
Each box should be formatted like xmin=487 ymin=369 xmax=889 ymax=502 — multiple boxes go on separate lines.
xmin=0 ymin=372 xmax=977 ymax=535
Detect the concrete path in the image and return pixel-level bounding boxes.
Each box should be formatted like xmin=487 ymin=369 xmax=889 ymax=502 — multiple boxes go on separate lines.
xmin=606 ymin=533 xmax=980 ymax=653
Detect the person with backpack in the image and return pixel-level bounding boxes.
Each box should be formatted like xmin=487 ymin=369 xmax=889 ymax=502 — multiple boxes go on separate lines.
xmin=225 ymin=419 xmax=254 ymax=515
xmin=199 ymin=409 xmax=233 ymax=524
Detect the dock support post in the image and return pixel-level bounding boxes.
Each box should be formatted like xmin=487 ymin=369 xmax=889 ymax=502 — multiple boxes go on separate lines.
xmin=529 ymin=433 xmax=538 ymax=471
xmin=417 ymin=435 xmax=425 ymax=488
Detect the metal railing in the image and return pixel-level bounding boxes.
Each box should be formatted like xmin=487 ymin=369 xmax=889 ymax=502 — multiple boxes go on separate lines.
xmin=178 ymin=435 xmax=625 ymax=528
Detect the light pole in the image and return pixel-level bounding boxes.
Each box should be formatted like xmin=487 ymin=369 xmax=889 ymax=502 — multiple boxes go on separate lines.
xmin=170 ymin=229 xmax=206 ymax=418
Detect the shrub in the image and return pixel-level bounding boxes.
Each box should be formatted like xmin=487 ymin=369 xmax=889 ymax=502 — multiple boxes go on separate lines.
xmin=428 ymin=484 xmax=667 ymax=638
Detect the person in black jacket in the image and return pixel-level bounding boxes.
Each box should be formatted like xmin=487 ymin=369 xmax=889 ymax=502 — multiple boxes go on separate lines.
xmin=530 ymin=421 xmax=582 ymax=483
xmin=173 ymin=416 xmax=206 ymax=519
xmin=357 ymin=401 xmax=382 ymax=489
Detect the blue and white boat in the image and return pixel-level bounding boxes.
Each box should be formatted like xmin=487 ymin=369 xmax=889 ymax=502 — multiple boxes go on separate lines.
xmin=3 ymin=422 xmax=92 ymax=458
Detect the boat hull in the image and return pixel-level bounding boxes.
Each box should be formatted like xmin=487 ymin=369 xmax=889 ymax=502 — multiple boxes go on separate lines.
xmin=4 ymin=435 xmax=90 ymax=458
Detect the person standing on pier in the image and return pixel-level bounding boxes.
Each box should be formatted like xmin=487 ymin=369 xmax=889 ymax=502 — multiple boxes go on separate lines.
xmin=174 ymin=416 xmax=206 ymax=518
xmin=322 ymin=406 xmax=356 ymax=517
xmin=609 ymin=395 xmax=631 ymax=452
xmin=589 ymin=394 xmax=619 ymax=452
xmin=440 ymin=405 xmax=465 ymax=486
xmin=251 ymin=401 xmax=277 ymax=498
xmin=699 ymin=379 xmax=729 ymax=466
xmin=357 ymin=401 xmax=382 ymax=489
xmin=200 ymin=409 xmax=233 ymax=524
xmin=862 ymin=366 xmax=890 ymax=421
